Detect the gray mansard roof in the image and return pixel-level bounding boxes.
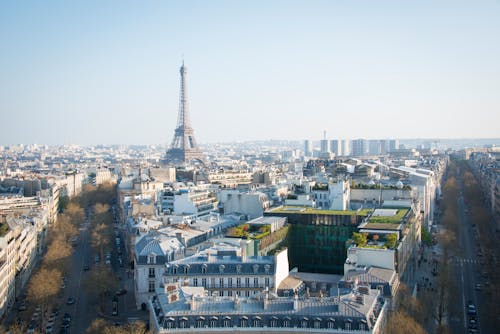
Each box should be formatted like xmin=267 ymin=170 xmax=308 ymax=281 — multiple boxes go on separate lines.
xmin=135 ymin=231 xmax=184 ymax=265
xmin=164 ymin=248 xmax=275 ymax=276
xmin=150 ymin=286 xmax=385 ymax=332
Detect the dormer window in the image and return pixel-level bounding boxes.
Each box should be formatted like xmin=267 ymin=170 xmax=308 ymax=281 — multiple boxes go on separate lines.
xmin=219 ymin=265 xmax=225 ymax=274
xmin=264 ymin=264 xmax=270 ymax=273
xmin=201 ymin=265 xmax=207 ymax=274
xmin=148 ymin=254 xmax=156 ymax=264
xmin=253 ymin=264 xmax=259 ymax=273
xmin=236 ymin=265 xmax=242 ymax=274
xmin=184 ymin=265 xmax=189 ymax=274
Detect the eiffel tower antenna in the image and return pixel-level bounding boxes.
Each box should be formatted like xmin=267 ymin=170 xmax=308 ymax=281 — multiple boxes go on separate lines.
xmin=165 ymin=62 xmax=204 ymax=164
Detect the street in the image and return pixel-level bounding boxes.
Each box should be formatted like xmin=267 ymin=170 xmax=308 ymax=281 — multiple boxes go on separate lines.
xmin=448 ymin=192 xmax=481 ymax=334
xmin=11 ymin=205 xmax=147 ymax=333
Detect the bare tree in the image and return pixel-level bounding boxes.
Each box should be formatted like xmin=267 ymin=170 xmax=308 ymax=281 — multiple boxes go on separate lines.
xmin=83 ymin=266 xmax=119 ymax=312
xmin=26 ymin=268 xmax=61 ymax=326
xmin=386 ymin=310 xmax=426 ymax=334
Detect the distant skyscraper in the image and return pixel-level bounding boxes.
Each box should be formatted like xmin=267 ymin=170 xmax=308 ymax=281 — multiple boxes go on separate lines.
xmin=351 ymin=139 xmax=366 ymax=157
xmin=330 ymin=140 xmax=341 ymax=156
xmin=380 ymin=139 xmax=388 ymax=154
xmin=165 ymin=62 xmax=204 ymax=164
xmin=341 ymin=139 xmax=351 ymax=156
xmin=368 ymin=140 xmax=382 ymax=155
xmin=388 ymin=139 xmax=399 ymax=152
xmin=320 ymin=131 xmax=330 ymax=154
xmin=304 ymin=140 xmax=313 ymax=157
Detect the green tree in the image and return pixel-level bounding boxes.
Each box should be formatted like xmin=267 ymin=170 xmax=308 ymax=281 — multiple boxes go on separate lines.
xmin=352 ymin=232 xmax=368 ymax=247
xmin=384 ymin=233 xmax=398 ymax=249
xmin=421 ymin=226 xmax=432 ymax=246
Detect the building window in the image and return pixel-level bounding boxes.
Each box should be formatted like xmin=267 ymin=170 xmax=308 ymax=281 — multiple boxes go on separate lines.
xmin=236 ymin=265 xmax=242 ymax=273
xmin=253 ymin=318 xmax=261 ymax=327
xmin=314 ymin=319 xmax=321 ymax=329
xmin=148 ymin=280 xmax=155 ymax=293
xmin=166 ymin=321 xmax=174 ymax=329
xmin=254 ymin=277 xmax=259 ymax=287
xmin=148 ymin=267 xmax=155 ymax=278
xmin=223 ymin=318 xmax=231 ymax=327
xmin=219 ymin=278 xmax=224 ymax=288
xmin=228 ymin=277 xmax=233 ymax=287
xmin=202 ymin=278 xmax=207 ymax=287
xmin=360 ymin=323 xmax=366 ymax=330
xmin=270 ymin=318 xmax=278 ymax=327
xmin=148 ymin=255 xmax=156 ymax=264
xmin=193 ymin=278 xmax=198 ymax=286
xmin=253 ymin=264 xmax=259 ymax=273
xmin=245 ymin=277 xmax=250 ymax=287
xmin=264 ymin=264 xmax=270 ymax=273
xmin=201 ymin=266 xmax=207 ymax=274
xmin=345 ymin=322 xmax=351 ymax=330
xmin=228 ymin=290 xmax=232 ymax=297
xmin=219 ymin=265 xmax=225 ymax=273
xmin=179 ymin=320 xmax=188 ymax=328
xmin=211 ymin=277 xmax=216 ymax=287
xmin=209 ymin=318 xmax=218 ymax=328
xmin=265 ymin=277 xmax=270 ymax=287
xmin=236 ymin=278 xmax=241 ymax=288
xmin=240 ymin=318 xmax=248 ymax=327
xmin=245 ymin=290 xmax=250 ymax=297
xmin=301 ymin=319 xmax=308 ymax=328
xmin=173 ymin=267 xmax=177 ymax=274
xmin=283 ymin=319 xmax=290 ymax=327
xmin=184 ymin=266 xmax=189 ymax=274
xmin=196 ymin=318 xmax=205 ymax=328
xmin=327 ymin=320 xmax=335 ymax=329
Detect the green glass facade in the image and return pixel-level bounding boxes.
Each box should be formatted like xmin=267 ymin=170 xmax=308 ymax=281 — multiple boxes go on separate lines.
xmin=264 ymin=211 xmax=366 ymax=274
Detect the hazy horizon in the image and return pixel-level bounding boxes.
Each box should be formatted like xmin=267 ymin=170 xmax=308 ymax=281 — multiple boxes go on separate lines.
xmin=1 ymin=1 xmax=499 ymax=145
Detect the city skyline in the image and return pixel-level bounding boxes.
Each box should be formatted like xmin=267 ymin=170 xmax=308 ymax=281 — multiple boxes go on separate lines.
xmin=1 ymin=1 xmax=499 ymax=145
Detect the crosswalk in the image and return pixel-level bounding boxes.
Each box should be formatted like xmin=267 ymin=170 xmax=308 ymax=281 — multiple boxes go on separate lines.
xmin=450 ymin=257 xmax=480 ymax=265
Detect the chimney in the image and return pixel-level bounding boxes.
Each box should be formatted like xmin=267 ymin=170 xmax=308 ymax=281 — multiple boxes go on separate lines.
xmin=293 ymin=292 xmax=300 ymax=311
xmin=356 ymin=294 xmax=364 ymax=305
xmin=263 ymin=287 xmax=269 ymax=310
xmin=240 ymin=240 xmax=247 ymax=262
xmin=175 ymin=232 xmax=185 ymax=245
xmin=233 ymin=294 xmax=240 ymax=310
xmin=190 ymin=296 xmax=198 ymax=310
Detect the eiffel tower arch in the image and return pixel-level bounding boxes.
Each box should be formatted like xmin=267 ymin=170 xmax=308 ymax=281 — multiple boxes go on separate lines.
xmin=165 ymin=62 xmax=205 ymax=164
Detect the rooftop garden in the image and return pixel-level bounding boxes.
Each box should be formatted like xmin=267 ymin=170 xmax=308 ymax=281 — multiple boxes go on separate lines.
xmin=352 ymin=183 xmax=412 ymax=190
xmin=269 ymin=206 xmax=372 ymax=216
xmin=367 ymin=208 xmax=409 ymax=224
xmin=351 ymin=232 xmax=398 ymax=250
xmin=312 ymin=184 xmax=328 ymax=191
xmin=226 ymin=223 xmax=271 ymax=240
xmin=0 ymin=223 xmax=9 ymax=237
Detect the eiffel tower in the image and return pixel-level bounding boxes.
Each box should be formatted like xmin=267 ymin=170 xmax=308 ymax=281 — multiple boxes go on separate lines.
xmin=165 ymin=62 xmax=204 ymax=164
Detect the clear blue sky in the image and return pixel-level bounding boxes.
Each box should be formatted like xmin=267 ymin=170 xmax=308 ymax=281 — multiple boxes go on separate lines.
xmin=1 ymin=0 xmax=499 ymax=145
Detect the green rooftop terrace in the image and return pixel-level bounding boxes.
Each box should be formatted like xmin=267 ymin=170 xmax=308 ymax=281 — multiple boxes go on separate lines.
xmin=268 ymin=206 xmax=372 ymax=216
xmin=0 ymin=223 xmax=9 ymax=237
xmin=367 ymin=208 xmax=409 ymax=224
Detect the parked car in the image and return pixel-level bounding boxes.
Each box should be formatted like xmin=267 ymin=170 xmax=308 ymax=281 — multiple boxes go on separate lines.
xmin=63 ymin=313 xmax=72 ymax=322
xmin=66 ymin=297 xmax=75 ymax=305
xmin=18 ymin=301 xmax=27 ymax=311
xmin=115 ymin=288 xmax=128 ymax=296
